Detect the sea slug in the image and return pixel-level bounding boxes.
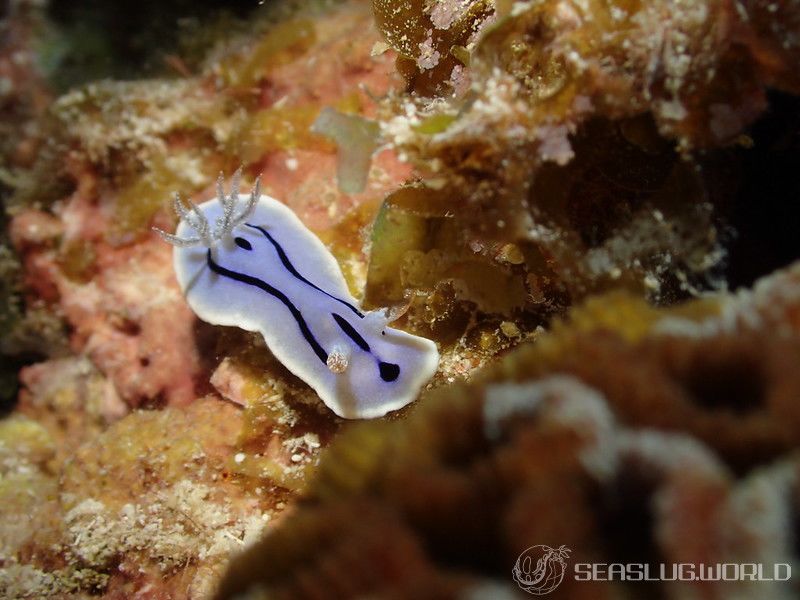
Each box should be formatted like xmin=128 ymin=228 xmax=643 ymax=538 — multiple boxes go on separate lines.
xmin=155 ymin=172 xmax=439 ymax=418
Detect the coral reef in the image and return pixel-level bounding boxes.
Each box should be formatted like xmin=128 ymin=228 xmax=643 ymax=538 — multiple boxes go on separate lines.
xmin=2 ymin=365 xmax=274 ymax=599
xmin=0 ymin=1 xmax=69 ymax=412
xmin=1 ymin=0 xmax=800 ymax=598
xmin=216 ymin=263 xmax=800 ymax=600
xmin=373 ymin=0 xmax=495 ymax=96
xmin=0 ymin=382 xmax=283 ymax=600
xmin=362 ymin=0 xmax=800 ymax=350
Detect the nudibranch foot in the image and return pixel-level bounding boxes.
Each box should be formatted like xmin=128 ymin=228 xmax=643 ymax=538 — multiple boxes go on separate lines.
xmin=155 ymin=174 xmax=439 ymax=419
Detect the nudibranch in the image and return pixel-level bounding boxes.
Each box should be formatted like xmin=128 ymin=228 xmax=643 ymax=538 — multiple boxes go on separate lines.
xmin=154 ymin=172 xmax=439 ymax=419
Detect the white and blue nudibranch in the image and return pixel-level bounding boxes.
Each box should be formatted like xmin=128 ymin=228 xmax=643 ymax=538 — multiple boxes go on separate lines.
xmin=154 ymin=171 xmax=439 ymax=419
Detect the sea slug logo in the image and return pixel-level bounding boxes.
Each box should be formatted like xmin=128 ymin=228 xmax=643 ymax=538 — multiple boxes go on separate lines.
xmin=512 ymin=542 xmax=791 ymax=593
xmin=512 ymin=544 xmax=571 ymax=595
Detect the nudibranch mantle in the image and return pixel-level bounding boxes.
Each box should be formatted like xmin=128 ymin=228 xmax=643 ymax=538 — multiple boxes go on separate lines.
xmin=156 ymin=175 xmax=439 ymax=419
